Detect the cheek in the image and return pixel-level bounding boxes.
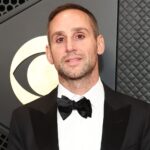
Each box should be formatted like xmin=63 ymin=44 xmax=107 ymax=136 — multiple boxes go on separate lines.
xmin=51 ymin=45 xmax=65 ymax=59
xmin=85 ymin=42 xmax=97 ymax=55
xmin=52 ymin=54 xmax=61 ymax=64
xmin=51 ymin=50 xmax=65 ymax=66
xmin=87 ymin=45 xmax=98 ymax=61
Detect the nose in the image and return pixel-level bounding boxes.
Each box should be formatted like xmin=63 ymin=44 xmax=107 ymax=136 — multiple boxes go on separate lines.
xmin=66 ymin=38 xmax=75 ymax=52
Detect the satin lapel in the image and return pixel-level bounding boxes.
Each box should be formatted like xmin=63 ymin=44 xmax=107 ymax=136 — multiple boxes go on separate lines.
xmin=101 ymin=84 xmax=131 ymax=150
xmin=29 ymin=88 xmax=59 ymax=150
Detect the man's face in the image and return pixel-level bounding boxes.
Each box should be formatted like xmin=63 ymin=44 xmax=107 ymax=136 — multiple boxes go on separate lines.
xmin=46 ymin=9 xmax=104 ymax=81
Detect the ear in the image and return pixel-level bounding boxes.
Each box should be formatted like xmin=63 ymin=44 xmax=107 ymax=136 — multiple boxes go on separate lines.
xmin=97 ymin=34 xmax=105 ymax=55
xmin=45 ymin=45 xmax=54 ymax=64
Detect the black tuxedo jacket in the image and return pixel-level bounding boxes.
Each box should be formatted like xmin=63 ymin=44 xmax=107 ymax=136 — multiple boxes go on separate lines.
xmin=8 ymin=84 xmax=150 ymax=150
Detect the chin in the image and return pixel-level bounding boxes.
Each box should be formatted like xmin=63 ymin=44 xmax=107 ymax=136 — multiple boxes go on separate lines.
xmin=61 ymin=71 xmax=89 ymax=80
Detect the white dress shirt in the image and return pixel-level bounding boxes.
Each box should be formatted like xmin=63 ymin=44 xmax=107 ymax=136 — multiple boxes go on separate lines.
xmin=57 ymin=78 xmax=105 ymax=150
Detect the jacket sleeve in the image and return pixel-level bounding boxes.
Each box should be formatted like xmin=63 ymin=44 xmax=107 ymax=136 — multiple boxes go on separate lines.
xmin=140 ymin=105 xmax=150 ymax=150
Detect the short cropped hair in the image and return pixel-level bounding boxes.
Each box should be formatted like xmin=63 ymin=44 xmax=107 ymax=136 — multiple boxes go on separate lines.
xmin=47 ymin=3 xmax=99 ymax=43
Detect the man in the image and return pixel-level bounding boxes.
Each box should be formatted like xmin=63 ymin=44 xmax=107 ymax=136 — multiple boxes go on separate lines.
xmin=8 ymin=3 xmax=150 ymax=150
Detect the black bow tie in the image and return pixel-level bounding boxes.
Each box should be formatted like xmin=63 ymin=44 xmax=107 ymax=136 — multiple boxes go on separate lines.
xmin=57 ymin=96 xmax=92 ymax=120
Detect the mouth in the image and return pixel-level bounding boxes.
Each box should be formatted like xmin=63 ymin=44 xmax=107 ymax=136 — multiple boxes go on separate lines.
xmin=65 ymin=56 xmax=82 ymax=66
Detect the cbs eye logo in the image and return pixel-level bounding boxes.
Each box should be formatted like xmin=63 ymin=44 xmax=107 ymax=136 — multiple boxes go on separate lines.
xmin=10 ymin=36 xmax=59 ymax=104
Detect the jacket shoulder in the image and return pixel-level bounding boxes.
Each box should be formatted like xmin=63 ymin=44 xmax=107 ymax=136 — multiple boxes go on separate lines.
xmin=13 ymin=87 xmax=58 ymax=116
xmin=103 ymin=82 xmax=150 ymax=111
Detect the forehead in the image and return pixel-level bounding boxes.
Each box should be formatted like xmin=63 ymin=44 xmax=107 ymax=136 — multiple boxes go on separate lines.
xmin=48 ymin=9 xmax=93 ymax=33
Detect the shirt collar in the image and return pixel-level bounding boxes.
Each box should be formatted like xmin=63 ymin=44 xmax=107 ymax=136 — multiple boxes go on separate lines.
xmin=57 ymin=78 xmax=104 ymax=103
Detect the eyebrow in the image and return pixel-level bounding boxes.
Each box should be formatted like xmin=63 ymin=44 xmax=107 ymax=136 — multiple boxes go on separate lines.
xmin=71 ymin=27 xmax=89 ymax=33
xmin=51 ymin=31 xmax=64 ymax=39
xmin=51 ymin=27 xmax=89 ymax=39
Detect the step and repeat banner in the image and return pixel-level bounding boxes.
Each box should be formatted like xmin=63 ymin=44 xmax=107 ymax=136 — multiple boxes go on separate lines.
xmin=3 ymin=0 xmax=149 ymax=149
xmin=0 ymin=0 xmax=118 ymax=128
xmin=0 ymin=2 xmax=118 ymax=148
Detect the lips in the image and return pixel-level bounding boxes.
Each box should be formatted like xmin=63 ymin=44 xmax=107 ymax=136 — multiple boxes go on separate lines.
xmin=65 ymin=56 xmax=82 ymax=66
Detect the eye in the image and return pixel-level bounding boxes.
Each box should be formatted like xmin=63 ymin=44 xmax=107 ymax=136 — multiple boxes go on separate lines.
xmin=74 ymin=33 xmax=85 ymax=40
xmin=56 ymin=36 xmax=64 ymax=43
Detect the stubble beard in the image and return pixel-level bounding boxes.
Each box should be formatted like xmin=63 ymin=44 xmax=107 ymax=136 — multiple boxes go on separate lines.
xmin=56 ymin=58 xmax=97 ymax=81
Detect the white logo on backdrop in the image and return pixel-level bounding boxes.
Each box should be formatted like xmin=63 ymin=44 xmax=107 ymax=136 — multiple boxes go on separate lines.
xmin=10 ymin=36 xmax=59 ymax=104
